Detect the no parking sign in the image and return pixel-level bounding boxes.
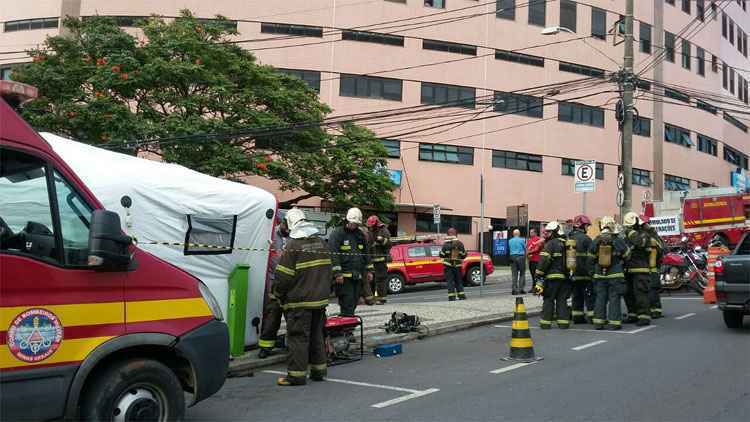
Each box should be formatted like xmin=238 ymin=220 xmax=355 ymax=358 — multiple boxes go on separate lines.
xmin=574 ymin=160 xmax=596 ymax=193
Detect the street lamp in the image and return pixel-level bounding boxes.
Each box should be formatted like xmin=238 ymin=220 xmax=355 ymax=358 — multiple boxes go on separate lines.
xmin=540 ymin=26 xmax=575 ymax=36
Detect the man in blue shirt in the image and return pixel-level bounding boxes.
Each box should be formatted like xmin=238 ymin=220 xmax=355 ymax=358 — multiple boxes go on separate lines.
xmin=508 ymin=229 xmax=527 ymax=295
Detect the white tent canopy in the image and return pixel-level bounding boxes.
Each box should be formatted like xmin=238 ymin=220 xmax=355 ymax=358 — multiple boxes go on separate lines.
xmin=42 ymin=132 xmax=276 ymax=346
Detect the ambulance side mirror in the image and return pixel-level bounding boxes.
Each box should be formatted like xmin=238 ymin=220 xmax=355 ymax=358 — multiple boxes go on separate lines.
xmin=88 ymin=210 xmax=132 ymax=269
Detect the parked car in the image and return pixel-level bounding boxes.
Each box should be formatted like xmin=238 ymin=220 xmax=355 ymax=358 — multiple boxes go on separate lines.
xmin=714 ymin=232 xmax=750 ymax=329
xmin=385 ymin=240 xmax=494 ymax=294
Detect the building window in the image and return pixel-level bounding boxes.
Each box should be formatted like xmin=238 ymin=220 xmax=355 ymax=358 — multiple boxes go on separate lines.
xmin=696 ymin=99 xmax=718 ymax=114
xmin=421 ymin=82 xmax=476 ymax=108
xmin=681 ymin=39 xmax=691 ymax=70
xmin=711 ymin=55 xmax=718 ymax=73
xmin=497 ymin=0 xmax=516 ymax=20
xmin=382 ymin=139 xmax=400 ymax=158
xmin=189 ymin=18 xmax=238 ymax=31
xmin=492 ymin=150 xmax=543 ymax=172
xmin=340 ymin=74 xmax=403 ymax=101
xmin=634 ymin=116 xmax=651 ymax=137
xmin=558 ymin=102 xmax=605 ymax=128
xmin=697 ymin=47 xmax=705 ymax=76
xmin=562 ymin=159 xmax=604 ymax=180
xmin=4 ymin=17 xmax=59 ymax=32
xmin=639 ymin=22 xmax=652 ymax=54
xmin=744 ymin=33 xmax=748 ymax=57
xmin=722 ymin=13 xmax=728 ymax=38
xmin=633 ymin=168 xmax=652 ymax=186
xmin=424 ymin=0 xmax=446 ymax=8
xmin=591 ymin=7 xmax=606 ymax=40
xmin=665 ymin=123 xmax=693 ymax=147
xmin=558 ymin=61 xmax=605 ymax=78
xmin=494 ymin=91 xmax=544 ymax=118
xmin=740 ymin=76 xmax=746 ymax=102
xmin=697 ymin=181 xmax=715 ymax=188
xmin=261 ymin=22 xmax=323 ymax=37
xmin=666 ymin=0 xmax=675 ymax=4
xmin=416 ymin=214 xmax=471 ymax=234
xmin=724 ymin=145 xmax=749 ymax=169
xmin=664 ymin=88 xmax=690 ymax=103
xmin=423 ymin=39 xmax=477 ymax=56
xmin=723 ymin=63 xmax=728 ymax=89
xmin=341 ymin=30 xmax=404 ymax=46
xmin=495 ymin=49 xmax=545 ymax=67
xmin=697 ymin=0 xmax=706 ymax=20
xmin=738 ymin=29 xmax=744 ymax=53
xmin=0 ymin=67 xmax=12 ymax=80
xmin=419 ymin=144 xmax=474 ymax=165
xmin=528 ymin=0 xmax=546 ymax=26
xmin=681 ymin=0 xmax=691 ymax=14
xmin=560 ymin=0 xmax=577 ymax=32
xmin=724 ymin=112 xmax=749 ymax=133
xmin=697 ymin=134 xmax=718 ymax=156
xmin=665 ymin=32 xmax=676 ymax=63
xmin=84 ymin=16 xmax=149 ymax=27
xmin=277 ymin=69 xmax=321 ymax=92
xmin=666 ymin=174 xmax=691 ymax=191
xmin=730 ymin=68 xmax=736 ymax=94
xmin=730 ymin=19 xmax=735 ymax=45
xmin=744 ymin=79 xmax=749 ymax=105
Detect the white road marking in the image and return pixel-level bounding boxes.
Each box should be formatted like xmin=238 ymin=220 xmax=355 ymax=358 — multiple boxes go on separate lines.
xmin=571 ymin=340 xmax=607 ymax=351
xmin=489 ymin=361 xmax=539 ymax=374
xmin=710 ymin=305 xmax=719 ymax=309
xmin=493 ymin=325 xmax=629 ymax=334
xmin=263 ymin=370 xmax=439 ymax=408
xmin=661 ymin=297 xmax=703 ymax=300
xmin=371 ymin=388 xmax=440 ymax=408
xmin=625 ymin=325 xmax=658 ymax=334
xmin=675 ymin=312 xmax=697 ymax=320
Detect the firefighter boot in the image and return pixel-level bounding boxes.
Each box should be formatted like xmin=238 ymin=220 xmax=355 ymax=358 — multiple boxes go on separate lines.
xmin=258 ymin=348 xmax=272 ymax=359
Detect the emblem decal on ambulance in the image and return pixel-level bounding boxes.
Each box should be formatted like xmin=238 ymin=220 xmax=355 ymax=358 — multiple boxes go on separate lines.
xmin=7 ymin=308 xmax=64 ymax=363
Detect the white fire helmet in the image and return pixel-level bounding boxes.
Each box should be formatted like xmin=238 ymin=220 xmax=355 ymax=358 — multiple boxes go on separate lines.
xmin=346 ymin=207 xmax=363 ymax=225
xmin=623 ymin=211 xmax=640 ymax=227
xmin=545 ymin=221 xmax=563 ymax=236
xmin=285 ymin=208 xmax=306 ymax=232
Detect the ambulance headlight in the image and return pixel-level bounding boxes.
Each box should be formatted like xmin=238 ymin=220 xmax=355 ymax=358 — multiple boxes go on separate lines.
xmin=199 ymin=282 xmax=224 ymax=321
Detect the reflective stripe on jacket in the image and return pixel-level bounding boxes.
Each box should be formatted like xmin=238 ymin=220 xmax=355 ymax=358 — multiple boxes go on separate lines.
xmin=275 ymin=236 xmax=332 ymax=310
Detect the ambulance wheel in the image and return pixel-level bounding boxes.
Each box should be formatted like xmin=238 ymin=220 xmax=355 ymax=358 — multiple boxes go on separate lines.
xmin=387 ymin=273 xmax=405 ymax=294
xmin=81 ymin=358 xmax=185 ymax=422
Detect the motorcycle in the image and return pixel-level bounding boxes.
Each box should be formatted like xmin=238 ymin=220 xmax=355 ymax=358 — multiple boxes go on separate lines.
xmin=660 ymin=237 xmax=708 ymax=294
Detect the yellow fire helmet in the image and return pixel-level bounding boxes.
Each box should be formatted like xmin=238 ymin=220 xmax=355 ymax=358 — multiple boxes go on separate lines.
xmin=599 ymin=216 xmax=616 ymax=231
xmin=623 ymin=211 xmax=640 ymax=227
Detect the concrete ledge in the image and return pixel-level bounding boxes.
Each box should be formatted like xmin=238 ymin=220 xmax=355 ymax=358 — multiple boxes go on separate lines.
xmin=227 ymin=306 xmax=541 ymax=377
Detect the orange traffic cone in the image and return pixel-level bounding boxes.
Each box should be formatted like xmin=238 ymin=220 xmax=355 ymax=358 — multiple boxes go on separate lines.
xmin=502 ymin=297 xmax=543 ymax=362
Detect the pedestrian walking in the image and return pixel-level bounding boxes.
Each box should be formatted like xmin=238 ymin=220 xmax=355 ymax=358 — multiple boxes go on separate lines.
xmin=534 ymin=221 xmax=571 ymax=329
xmin=623 ymin=212 xmax=653 ymax=326
xmin=526 ymin=229 xmax=544 ymax=286
xmin=568 ymin=215 xmax=595 ymax=324
xmin=258 ymin=214 xmax=290 ymax=358
xmin=329 ymin=207 xmax=371 ymax=316
xmin=440 ymin=228 xmax=467 ymax=301
xmin=273 ymin=208 xmax=332 ymax=386
xmin=366 ymin=215 xmax=392 ymax=305
xmin=590 ymin=216 xmax=630 ymax=330
xmin=509 ymin=229 xmax=527 ymax=295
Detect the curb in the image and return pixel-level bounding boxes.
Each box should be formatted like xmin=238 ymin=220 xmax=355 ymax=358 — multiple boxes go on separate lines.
xmin=227 ymin=307 xmax=542 ymax=377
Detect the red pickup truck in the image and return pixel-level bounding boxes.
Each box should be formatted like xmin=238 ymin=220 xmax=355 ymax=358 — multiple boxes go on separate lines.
xmin=385 ymin=241 xmax=493 ymax=294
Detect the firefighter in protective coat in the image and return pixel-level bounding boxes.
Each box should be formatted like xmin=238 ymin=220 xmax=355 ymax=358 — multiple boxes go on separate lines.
xmin=274 ymin=208 xmax=332 ymax=386
xmin=535 ymin=221 xmax=572 ymax=329
xmin=590 ymin=216 xmax=630 ymax=330
xmin=569 ymin=215 xmax=595 ymax=324
xmin=440 ymin=228 xmax=467 ymax=301
xmin=258 ymin=215 xmax=290 ymax=358
xmin=367 ymin=215 xmax=392 ymax=304
xmin=329 ymin=208 xmax=371 ymax=316
xmin=642 ymin=217 xmax=666 ymax=319
xmin=623 ymin=211 xmax=653 ymax=326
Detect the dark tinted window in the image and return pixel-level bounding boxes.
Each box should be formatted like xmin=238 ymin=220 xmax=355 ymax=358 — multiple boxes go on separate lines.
xmin=640 ymin=22 xmax=652 ymax=54
xmin=419 ymin=144 xmax=474 ymax=165
xmin=278 ymin=69 xmax=321 ymax=92
xmin=560 ymin=0 xmax=577 ymax=32
xmin=558 ymin=102 xmax=605 ymax=127
xmin=697 ymin=134 xmax=718 ymax=156
xmin=495 ymin=49 xmax=545 ymax=67
xmin=382 ymin=139 xmax=401 ymax=158
xmin=341 ymin=30 xmax=404 ymax=46
xmin=497 ymin=0 xmax=516 ymax=20
xmin=591 ymin=8 xmax=606 ymax=40
xmin=665 ymin=123 xmax=693 ymax=147
xmin=421 ymin=83 xmax=476 ymax=108
xmin=423 ymin=39 xmax=477 ymax=55
xmin=492 ymin=150 xmax=543 ymax=172
xmin=494 ymin=92 xmax=544 ymax=118
xmin=340 ymin=74 xmax=403 ymax=101
xmin=529 ymin=1 xmax=546 ymax=26
xmin=261 ymin=22 xmax=323 ymax=37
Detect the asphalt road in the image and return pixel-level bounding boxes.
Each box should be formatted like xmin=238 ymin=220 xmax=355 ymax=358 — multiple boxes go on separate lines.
xmin=188 ymin=296 xmax=749 ymax=421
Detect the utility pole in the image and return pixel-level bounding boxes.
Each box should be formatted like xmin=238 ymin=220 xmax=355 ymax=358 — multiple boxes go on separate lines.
xmin=620 ymin=0 xmax=635 ymax=220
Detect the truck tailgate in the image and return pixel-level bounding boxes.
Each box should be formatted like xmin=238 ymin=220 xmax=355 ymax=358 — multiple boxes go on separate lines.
xmin=721 ymin=256 xmax=750 ymax=284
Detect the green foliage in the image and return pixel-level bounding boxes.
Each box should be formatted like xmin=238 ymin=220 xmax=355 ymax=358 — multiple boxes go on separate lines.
xmin=14 ymin=11 xmax=394 ymax=210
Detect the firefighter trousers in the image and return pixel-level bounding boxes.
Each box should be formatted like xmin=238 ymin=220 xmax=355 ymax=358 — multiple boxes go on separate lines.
xmin=335 ymin=277 xmax=362 ymax=316
xmin=540 ymin=279 xmax=571 ymax=328
xmin=285 ymin=308 xmax=327 ymax=383
xmin=649 ymin=272 xmax=663 ymax=317
xmin=626 ymin=273 xmax=652 ymax=323
xmin=445 ymin=265 xmax=465 ymax=299
xmin=571 ymin=279 xmax=595 ymax=323
xmin=259 ymin=297 xmax=283 ymax=349
xmin=374 ymin=262 xmax=388 ymax=301
xmin=360 ymin=277 xmax=375 ymax=304
xmin=593 ymin=278 xmax=625 ymax=327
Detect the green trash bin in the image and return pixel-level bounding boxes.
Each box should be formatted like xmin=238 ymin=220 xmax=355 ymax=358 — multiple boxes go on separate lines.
xmin=227 ymin=264 xmax=249 ymax=357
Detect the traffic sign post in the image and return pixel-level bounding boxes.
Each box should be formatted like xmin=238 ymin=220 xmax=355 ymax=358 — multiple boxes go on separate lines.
xmin=433 ymin=204 xmax=441 ymax=236
xmin=575 ymin=160 xmax=596 ymax=215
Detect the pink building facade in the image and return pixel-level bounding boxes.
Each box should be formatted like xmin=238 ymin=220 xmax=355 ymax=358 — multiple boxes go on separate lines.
xmin=2 ymin=0 xmax=749 ymax=247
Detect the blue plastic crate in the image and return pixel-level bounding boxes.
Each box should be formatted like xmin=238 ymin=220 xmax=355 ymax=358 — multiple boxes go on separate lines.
xmin=374 ymin=343 xmax=402 ymax=357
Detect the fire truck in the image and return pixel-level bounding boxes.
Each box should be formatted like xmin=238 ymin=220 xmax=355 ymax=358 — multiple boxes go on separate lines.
xmin=642 ymin=187 xmax=750 ymax=248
